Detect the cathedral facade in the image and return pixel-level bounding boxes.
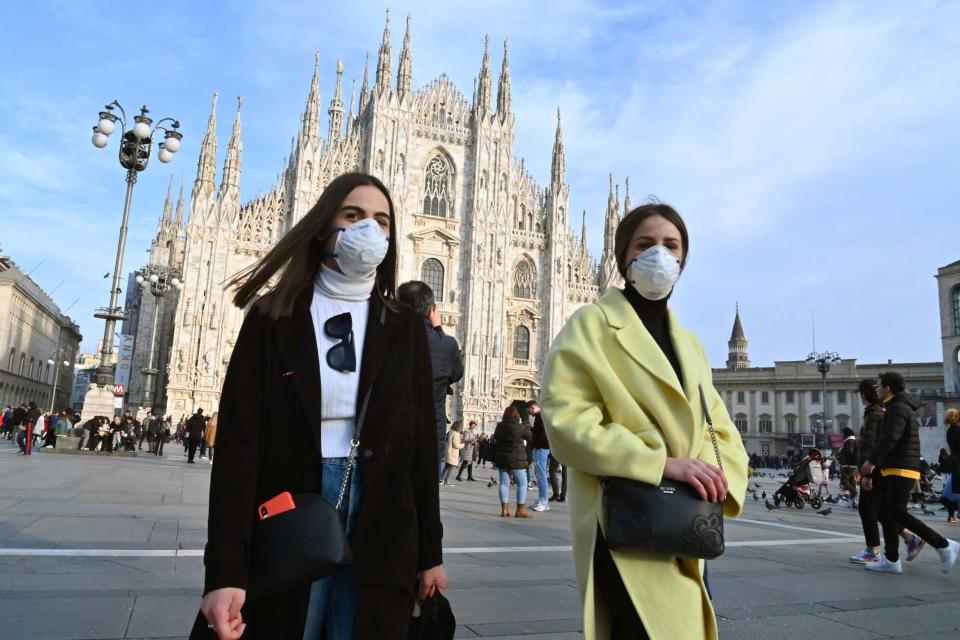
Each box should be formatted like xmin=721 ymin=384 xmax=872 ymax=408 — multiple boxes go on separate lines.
xmin=126 ymin=13 xmax=629 ymax=429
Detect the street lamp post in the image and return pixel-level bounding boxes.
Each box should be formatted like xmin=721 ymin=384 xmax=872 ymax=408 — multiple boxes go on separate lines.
xmin=134 ymin=267 xmax=182 ymax=412
xmin=90 ymin=101 xmax=183 ymax=387
xmin=47 ymin=354 xmax=72 ymax=412
xmin=805 ymin=350 xmax=842 ymax=436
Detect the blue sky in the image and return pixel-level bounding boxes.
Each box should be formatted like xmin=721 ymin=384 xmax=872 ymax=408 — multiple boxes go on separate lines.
xmin=1 ymin=0 xmax=957 ymax=370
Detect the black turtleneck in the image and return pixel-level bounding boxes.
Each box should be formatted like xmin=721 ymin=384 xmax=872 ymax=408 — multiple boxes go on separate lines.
xmin=621 ymin=286 xmax=684 ymax=388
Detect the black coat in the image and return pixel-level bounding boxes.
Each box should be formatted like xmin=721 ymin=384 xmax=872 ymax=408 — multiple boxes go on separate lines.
xmin=946 ymin=423 xmax=960 ymax=477
xmin=857 ymin=402 xmax=884 ymax=467
xmin=868 ymin=392 xmax=922 ymax=472
xmin=193 ymin=289 xmax=441 ymax=640
xmin=424 ymin=319 xmax=463 ymax=417
xmin=530 ymin=413 xmax=550 ymax=450
xmin=493 ymin=420 xmax=530 ymax=470
xmin=187 ymin=413 xmax=206 ymax=439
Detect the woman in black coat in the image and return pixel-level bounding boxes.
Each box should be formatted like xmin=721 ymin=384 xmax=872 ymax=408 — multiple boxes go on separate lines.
xmin=493 ymin=405 xmax=532 ymax=518
xmin=195 ymin=173 xmax=445 ymax=640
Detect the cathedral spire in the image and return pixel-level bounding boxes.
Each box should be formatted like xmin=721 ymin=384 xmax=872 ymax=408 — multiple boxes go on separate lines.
xmin=396 ymin=15 xmax=413 ymax=99
xmin=301 ymin=52 xmax=322 ymax=142
xmin=193 ymin=92 xmax=218 ymax=193
xmin=175 ymin=178 xmax=184 ymax=228
xmin=581 ymin=210 xmax=588 ymax=250
xmin=375 ymin=8 xmax=392 ymax=95
xmin=726 ymin=305 xmax=751 ymax=370
xmin=327 ymin=59 xmax=345 ymax=144
xmin=624 ymin=176 xmax=632 ymax=214
xmin=219 ymin=96 xmax=243 ymax=196
xmin=598 ymin=173 xmax=622 ymax=290
xmin=550 ymin=108 xmax=565 ymax=185
xmin=474 ymin=35 xmax=492 ymax=117
xmin=346 ymin=78 xmax=356 ymax=139
xmin=161 ymin=176 xmax=173 ymax=222
xmin=359 ymin=52 xmax=370 ymax=114
xmin=496 ymin=38 xmax=511 ymax=119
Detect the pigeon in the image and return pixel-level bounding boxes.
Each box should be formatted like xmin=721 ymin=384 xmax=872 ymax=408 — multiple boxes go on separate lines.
xmin=825 ymin=495 xmax=838 ymax=504
xmin=761 ymin=491 xmax=767 ymax=499
xmin=765 ymin=499 xmax=779 ymax=511
xmin=922 ymin=505 xmax=936 ymax=516
xmin=817 ymin=507 xmax=833 ymax=516
xmin=486 ymin=480 xmax=495 ymax=488
xmin=752 ymin=491 xmax=759 ymax=501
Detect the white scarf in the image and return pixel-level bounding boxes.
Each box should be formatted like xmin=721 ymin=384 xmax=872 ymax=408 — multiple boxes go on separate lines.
xmin=314 ymin=264 xmax=374 ymax=302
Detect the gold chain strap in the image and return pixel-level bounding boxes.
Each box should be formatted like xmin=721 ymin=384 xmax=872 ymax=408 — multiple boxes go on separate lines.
xmin=699 ymin=384 xmax=724 ymax=472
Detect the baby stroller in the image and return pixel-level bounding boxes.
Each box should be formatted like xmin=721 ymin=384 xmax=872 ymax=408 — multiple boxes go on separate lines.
xmin=773 ymin=450 xmax=824 ymax=510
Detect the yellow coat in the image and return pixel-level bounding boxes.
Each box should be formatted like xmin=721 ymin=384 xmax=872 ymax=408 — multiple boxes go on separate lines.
xmin=542 ymin=289 xmax=749 ymax=640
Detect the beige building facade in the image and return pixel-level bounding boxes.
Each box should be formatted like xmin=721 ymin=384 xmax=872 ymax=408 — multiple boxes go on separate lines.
xmin=712 ymin=310 xmax=944 ymax=456
xmin=937 ymin=259 xmax=960 ymax=398
xmin=0 ymin=253 xmax=82 ymax=411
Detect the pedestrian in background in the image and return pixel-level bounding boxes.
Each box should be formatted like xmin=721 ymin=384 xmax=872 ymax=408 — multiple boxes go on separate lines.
xmin=529 ymin=401 xmax=551 ymax=512
xmin=941 ymin=408 xmax=960 ymax=524
xmin=861 ymin=372 xmax=959 ymax=574
xmin=456 ymin=421 xmax=478 ymax=482
xmin=839 ymin=427 xmax=859 ymax=508
xmin=397 ymin=280 xmax=464 ymax=477
xmin=441 ymin=421 xmax=464 ymax=486
xmin=204 ymin=411 xmax=218 ymax=463
xmin=186 ymin=409 xmax=205 ymax=463
xmin=494 ymin=405 xmax=532 ymax=518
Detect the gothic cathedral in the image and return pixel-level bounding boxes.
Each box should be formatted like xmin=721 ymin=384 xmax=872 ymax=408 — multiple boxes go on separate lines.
xmin=128 ymin=12 xmax=631 ymax=429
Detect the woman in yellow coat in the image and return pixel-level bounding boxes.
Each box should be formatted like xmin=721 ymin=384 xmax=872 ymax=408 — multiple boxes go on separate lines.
xmin=542 ymin=203 xmax=748 ymax=640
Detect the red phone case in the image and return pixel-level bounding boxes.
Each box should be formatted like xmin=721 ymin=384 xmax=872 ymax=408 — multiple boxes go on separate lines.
xmin=258 ymin=492 xmax=296 ymax=520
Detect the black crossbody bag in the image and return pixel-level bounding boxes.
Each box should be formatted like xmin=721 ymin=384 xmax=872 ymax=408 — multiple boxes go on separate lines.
xmin=601 ymin=384 xmax=725 ymax=559
xmin=245 ymin=390 xmax=372 ymax=601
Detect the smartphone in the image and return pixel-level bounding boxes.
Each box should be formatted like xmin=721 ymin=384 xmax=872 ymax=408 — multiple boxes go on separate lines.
xmin=258 ymin=492 xmax=296 ymax=520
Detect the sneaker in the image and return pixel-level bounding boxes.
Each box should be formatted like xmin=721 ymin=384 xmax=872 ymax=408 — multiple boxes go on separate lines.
xmin=849 ymin=548 xmax=879 ymax=564
xmin=948 ymin=516 xmax=958 ymax=524
xmin=937 ymin=539 xmax=960 ymax=573
xmin=531 ymin=503 xmax=550 ymax=512
xmin=865 ymin=556 xmax=903 ymax=574
xmin=906 ymin=534 xmax=926 ymax=561
xmin=443 ymin=482 xmax=456 ymax=487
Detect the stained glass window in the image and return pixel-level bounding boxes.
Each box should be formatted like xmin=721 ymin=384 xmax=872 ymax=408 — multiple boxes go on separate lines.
xmin=422 ymin=157 xmax=451 ymax=218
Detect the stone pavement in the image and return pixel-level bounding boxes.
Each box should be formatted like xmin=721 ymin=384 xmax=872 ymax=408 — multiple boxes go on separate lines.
xmin=0 ymin=446 xmax=959 ymax=639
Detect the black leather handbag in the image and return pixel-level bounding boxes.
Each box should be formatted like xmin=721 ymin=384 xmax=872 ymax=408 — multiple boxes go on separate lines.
xmin=601 ymin=385 xmax=726 ymax=559
xmin=245 ymin=391 xmax=372 ymax=601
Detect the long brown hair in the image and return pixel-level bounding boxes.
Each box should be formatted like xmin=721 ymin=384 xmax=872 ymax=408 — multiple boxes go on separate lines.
xmin=230 ymin=172 xmax=398 ymax=319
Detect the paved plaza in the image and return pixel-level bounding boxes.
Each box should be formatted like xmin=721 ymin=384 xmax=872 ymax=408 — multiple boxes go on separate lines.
xmin=0 ymin=446 xmax=959 ymax=639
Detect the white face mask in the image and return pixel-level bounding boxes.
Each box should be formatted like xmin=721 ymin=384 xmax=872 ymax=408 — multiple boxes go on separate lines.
xmin=327 ymin=218 xmax=389 ymax=279
xmin=627 ymin=244 xmax=682 ymax=300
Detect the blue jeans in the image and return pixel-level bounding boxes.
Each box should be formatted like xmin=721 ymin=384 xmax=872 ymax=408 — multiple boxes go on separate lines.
xmin=499 ymin=469 xmax=528 ymax=505
xmin=944 ymin=474 xmax=960 ymax=503
xmin=532 ymin=449 xmax=550 ymax=506
xmin=302 ymin=458 xmax=363 ymax=640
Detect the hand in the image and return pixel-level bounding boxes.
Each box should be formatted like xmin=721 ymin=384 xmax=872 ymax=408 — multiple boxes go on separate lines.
xmin=860 ymin=462 xmax=875 ymax=476
xmin=200 ymin=587 xmax=246 ymax=639
xmin=861 ymin=476 xmax=873 ymax=492
xmin=427 ymin=305 xmax=442 ymax=328
xmin=662 ymin=457 xmax=728 ymax=503
xmin=417 ymin=565 xmax=447 ymax=601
